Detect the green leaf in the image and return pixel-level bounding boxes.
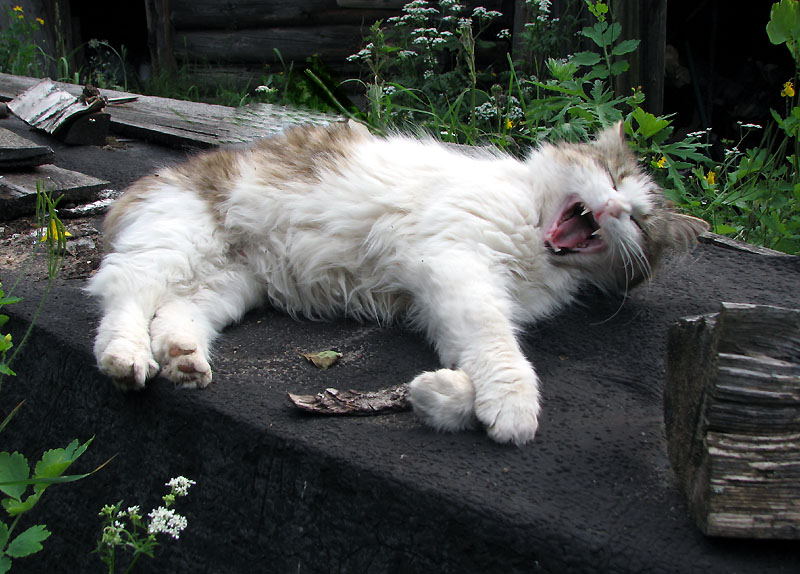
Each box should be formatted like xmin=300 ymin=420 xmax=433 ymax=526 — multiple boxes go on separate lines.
xmin=6 ymin=525 xmax=50 ymax=558
xmin=610 ymin=60 xmax=629 ymax=76
xmin=612 ymin=38 xmax=640 ymax=56
xmin=33 ymin=438 xmax=93 ymax=494
xmin=0 ymin=556 xmax=10 ymax=574
xmin=767 ymin=0 xmax=800 ymax=45
xmin=2 ymin=492 xmax=41 ymax=516
xmin=0 ymin=453 xmax=29 ymax=500
xmin=0 ymin=365 xmax=14 ymax=377
xmin=571 ymin=51 xmax=601 ymax=67
xmin=714 ymin=224 xmax=738 ymax=235
xmin=0 ymin=520 xmax=8 ymax=549
xmin=631 ymin=107 xmax=671 ymax=139
xmin=581 ymin=23 xmax=607 ymax=47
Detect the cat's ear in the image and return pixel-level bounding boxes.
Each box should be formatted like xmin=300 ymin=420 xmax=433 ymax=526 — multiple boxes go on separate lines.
xmin=594 ymin=121 xmax=626 ymax=150
xmin=646 ymin=211 xmax=709 ymax=256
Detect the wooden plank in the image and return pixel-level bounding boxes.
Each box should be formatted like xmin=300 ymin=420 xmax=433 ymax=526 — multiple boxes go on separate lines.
xmin=0 ymin=73 xmax=339 ymax=149
xmin=664 ymin=302 xmax=800 ymax=539
xmin=0 ymin=126 xmax=54 ymax=168
xmin=0 ymin=164 xmax=110 ymax=221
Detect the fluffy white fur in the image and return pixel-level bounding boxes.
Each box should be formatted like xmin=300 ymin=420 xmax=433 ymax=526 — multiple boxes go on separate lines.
xmin=87 ymin=121 xmax=705 ymax=445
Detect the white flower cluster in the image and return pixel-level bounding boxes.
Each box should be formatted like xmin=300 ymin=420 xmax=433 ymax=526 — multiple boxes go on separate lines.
xmin=148 ymin=506 xmax=189 ymax=540
xmin=472 ymin=6 xmax=503 ymax=19
xmin=474 ymin=96 xmax=523 ymax=121
xmin=166 ymin=476 xmax=197 ymax=497
xmin=347 ymin=43 xmax=374 ymax=62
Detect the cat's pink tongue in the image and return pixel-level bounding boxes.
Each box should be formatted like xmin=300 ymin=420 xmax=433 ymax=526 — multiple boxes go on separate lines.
xmin=550 ymin=215 xmax=595 ymax=249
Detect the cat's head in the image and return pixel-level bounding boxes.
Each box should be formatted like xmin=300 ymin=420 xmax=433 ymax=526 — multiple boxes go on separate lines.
xmin=533 ymin=122 xmax=708 ymax=292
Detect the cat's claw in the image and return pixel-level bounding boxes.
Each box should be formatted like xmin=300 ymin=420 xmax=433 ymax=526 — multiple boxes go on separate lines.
xmin=97 ymin=342 xmax=159 ymax=391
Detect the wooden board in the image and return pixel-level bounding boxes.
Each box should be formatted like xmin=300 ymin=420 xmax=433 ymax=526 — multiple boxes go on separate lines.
xmin=0 ymin=73 xmax=338 ymax=149
xmin=0 ymin=126 xmax=54 ymax=169
xmin=0 ymin=164 xmax=110 ymax=221
xmin=664 ymin=302 xmax=800 ymax=539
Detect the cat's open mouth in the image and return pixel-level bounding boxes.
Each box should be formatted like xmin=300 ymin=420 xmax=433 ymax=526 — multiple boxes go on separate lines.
xmin=544 ymin=200 xmax=605 ymax=255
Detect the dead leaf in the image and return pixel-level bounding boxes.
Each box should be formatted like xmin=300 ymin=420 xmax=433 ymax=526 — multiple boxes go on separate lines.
xmin=301 ymin=350 xmax=342 ymax=370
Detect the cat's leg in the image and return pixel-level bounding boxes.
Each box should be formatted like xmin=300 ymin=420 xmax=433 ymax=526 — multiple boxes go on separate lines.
xmin=407 ymin=254 xmax=540 ymax=445
xmin=89 ymin=260 xmax=163 ymax=390
xmin=149 ymin=265 xmax=264 ymax=388
xmin=149 ymin=298 xmax=215 ymax=389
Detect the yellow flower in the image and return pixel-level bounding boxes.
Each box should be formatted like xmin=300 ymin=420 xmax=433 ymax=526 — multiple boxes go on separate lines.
xmin=12 ymin=5 xmax=23 ymax=12
xmin=705 ymin=170 xmax=716 ymax=185
xmin=782 ymin=80 xmax=795 ymax=98
xmin=40 ymin=220 xmax=72 ymax=242
xmin=655 ymin=156 xmax=667 ymax=168
xmin=505 ymin=118 xmax=514 ymax=130
xmin=36 ymin=17 xmax=44 ymax=24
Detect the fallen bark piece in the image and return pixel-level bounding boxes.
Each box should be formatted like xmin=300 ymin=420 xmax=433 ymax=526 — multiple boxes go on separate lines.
xmin=664 ymin=302 xmax=800 ymax=539
xmin=288 ymin=384 xmax=411 ymax=415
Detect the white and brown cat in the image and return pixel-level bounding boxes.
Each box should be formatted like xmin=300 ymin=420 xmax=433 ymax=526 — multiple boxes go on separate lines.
xmin=86 ymin=121 xmax=706 ymax=445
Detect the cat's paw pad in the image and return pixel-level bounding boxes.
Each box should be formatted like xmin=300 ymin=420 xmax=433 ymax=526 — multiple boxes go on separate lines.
xmin=97 ymin=341 xmax=159 ymax=391
xmin=408 ymin=368 xmax=478 ymax=432
xmin=475 ymin=386 xmax=540 ymax=446
xmin=159 ymin=346 xmax=212 ymax=389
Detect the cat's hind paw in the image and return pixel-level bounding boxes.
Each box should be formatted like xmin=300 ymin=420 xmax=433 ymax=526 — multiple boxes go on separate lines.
xmin=408 ymin=368 xmax=478 ymax=432
xmin=96 ymin=341 xmax=159 ymax=391
xmin=158 ymin=345 xmax=213 ymax=389
xmin=475 ymin=385 xmax=540 ymax=446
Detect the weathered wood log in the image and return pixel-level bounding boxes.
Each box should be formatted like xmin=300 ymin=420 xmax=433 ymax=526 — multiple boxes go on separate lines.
xmin=664 ymin=302 xmax=800 ymax=539
xmin=0 ymin=127 xmax=54 ymax=169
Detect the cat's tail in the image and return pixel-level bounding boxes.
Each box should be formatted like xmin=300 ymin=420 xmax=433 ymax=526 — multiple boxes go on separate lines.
xmin=407 ymin=368 xmax=479 ymax=432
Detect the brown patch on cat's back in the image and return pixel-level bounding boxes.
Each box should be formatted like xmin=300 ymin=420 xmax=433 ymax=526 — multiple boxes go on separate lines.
xmin=171 ymin=146 xmax=245 ymax=208
xmin=247 ymin=121 xmax=368 ymax=187
xmin=102 ymin=175 xmax=161 ymax=249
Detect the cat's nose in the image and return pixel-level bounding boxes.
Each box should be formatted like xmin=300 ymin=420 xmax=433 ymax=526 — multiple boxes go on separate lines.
xmin=595 ymin=197 xmax=631 ymax=222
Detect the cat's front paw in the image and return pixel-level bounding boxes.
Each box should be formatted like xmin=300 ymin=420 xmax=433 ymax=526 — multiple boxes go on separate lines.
xmin=158 ymin=345 xmax=213 ymax=389
xmin=96 ymin=340 xmax=159 ymax=391
xmin=475 ymin=383 xmax=540 ymax=446
xmin=408 ymin=368 xmax=478 ymax=432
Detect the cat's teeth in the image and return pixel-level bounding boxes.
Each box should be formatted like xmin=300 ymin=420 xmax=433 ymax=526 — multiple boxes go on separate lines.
xmin=581 ymin=206 xmax=591 ymax=216
xmin=591 ymin=229 xmax=602 ymax=237
xmin=552 ymin=245 xmax=562 ymax=253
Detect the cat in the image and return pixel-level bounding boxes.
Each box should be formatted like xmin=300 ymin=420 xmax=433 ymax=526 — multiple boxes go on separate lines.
xmin=86 ymin=120 xmax=707 ymax=445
